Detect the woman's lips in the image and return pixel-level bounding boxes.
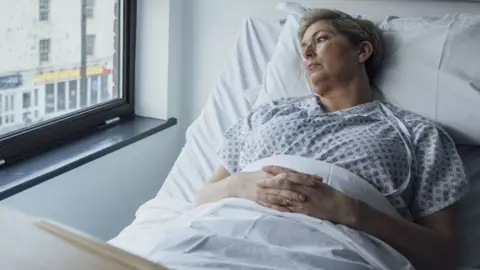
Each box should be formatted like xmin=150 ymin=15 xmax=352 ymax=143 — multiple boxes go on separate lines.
xmin=307 ymin=63 xmax=320 ymax=71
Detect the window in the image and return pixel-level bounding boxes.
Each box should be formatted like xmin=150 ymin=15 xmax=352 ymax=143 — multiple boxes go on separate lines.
xmin=0 ymin=95 xmax=2 ymax=113
xmin=23 ymin=93 xmax=31 ymax=109
xmin=39 ymin=0 xmax=50 ymax=21
xmin=101 ymin=75 xmax=109 ymax=101
xmin=90 ymin=76 xmax=98 ymax=105
xmin=5 ymin=95 xmax=9 ymax=112
xmin=45 ymin=84 xmax=55 ymax=114
xmin=34 ymin=89 xmax=39 ymax=107
xmin=86 ymin=0 xmax=95 ymax=18
xmin=86 ymin=34 xmax=96 ymax=56
xmin=57 ymin=82 xmax=66 ymax=111
xmin=39 ymin=38 xmax=51 ymax=63
xmin=68 ymin=80 xmax=77 ymax=109
xmin=0 ymin=0 xmax=136 ymax=164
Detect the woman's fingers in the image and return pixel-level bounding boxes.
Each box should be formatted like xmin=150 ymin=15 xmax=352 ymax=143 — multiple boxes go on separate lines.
xmin=256 ymin=200 xmax=292 ymax=212
xmin=257 ymin=188 xmax=306 ymax=202
xmin=263 ymin=165 xmax=297 ymax=175
xmin=258 ymin=172 xmax=322 ymax=189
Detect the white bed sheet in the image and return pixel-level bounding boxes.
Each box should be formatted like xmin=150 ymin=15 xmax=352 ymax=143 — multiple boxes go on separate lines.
xmin=111 ymin=15 xmax=480 ymax=270
xmin=108 ymin=18 xmax=281 ymax=254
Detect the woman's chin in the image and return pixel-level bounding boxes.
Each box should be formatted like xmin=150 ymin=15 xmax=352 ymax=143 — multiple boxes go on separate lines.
xmin=309 ymin=73 xmax=328 ymax=88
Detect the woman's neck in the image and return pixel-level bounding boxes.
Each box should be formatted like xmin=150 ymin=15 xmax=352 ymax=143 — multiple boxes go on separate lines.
xmin=314 ymin=75 xmax=373 ymax=112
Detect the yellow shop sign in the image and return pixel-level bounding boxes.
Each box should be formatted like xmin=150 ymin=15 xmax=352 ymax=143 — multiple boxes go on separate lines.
xmin=35 ymin=65 xmax=111 ymax=83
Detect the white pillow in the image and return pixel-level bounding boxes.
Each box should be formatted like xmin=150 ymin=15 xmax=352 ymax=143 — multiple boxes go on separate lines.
xmin=376 ymin=14 xmax=480 ymax=145
xmin=262 ymin=15 xmax=312 ymax=101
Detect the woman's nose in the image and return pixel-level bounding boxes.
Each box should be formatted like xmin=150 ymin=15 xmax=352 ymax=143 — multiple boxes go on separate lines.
xmin=304 ymin=45 xmax=315 ymax=59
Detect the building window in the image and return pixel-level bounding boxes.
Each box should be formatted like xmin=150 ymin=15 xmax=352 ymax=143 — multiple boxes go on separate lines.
xmin=34 ymin=88 xmax=39 ymax=107
xmin=10 ymin=95 xmax=14 ymax=111
xmin=39 ymin=38 xmax=51 ymax=63
xmin=1 ymin=0 xmax=135 ymax=163
xmin=57 ymin=82 xmax=66 ymax=111
xmin=68 ymin=80 xmax=77 ymax=109
xmin=39 ymin=0 xmax=50 ymax=21
xmin=86 ymin=35 xmax=96 ymax=56
xmin=45 ymin=83 xmax=55 ymax=114
xmin=90 ymin=76 xmax=98 ymax=105
xmin=85 ymin=0 xmax=95 ymax=18
xmin=5 ymin=95 xmax=9 ymax=112
xmin=100 ymin=75 xmax=109 ymax=101
xmin=23 ymin=92 xmax=31 ymax=109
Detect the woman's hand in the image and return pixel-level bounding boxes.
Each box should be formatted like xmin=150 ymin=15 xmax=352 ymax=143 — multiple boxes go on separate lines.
xmin=230 ymin=169 xmax=322 ymax=212
xmin=262 ymin=166 xmax=360 ymax=226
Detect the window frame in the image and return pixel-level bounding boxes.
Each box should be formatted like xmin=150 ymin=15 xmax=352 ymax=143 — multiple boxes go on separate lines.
xmin=39 ymin=0 xmax=50 ymax=22
xmin=0 ymin=0 xmax=137 ymax=165
xmin=39 ymin=38 xmax=51 ymax=63
xmin=85 ymin=0 xmax=95 ymax=19
xmin=86 ymin=34 xmax=96 ymax=56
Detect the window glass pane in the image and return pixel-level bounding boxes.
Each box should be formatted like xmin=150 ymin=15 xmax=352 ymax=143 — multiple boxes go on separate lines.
xmin=23 ymin=92 xmax=32 ymax=109
xmin=0 ymin=95 xmax=2 ymax=113
xmin=5 ymin=96 xmax=9 ymax=112
xmin=34 ymin=89 xmax=39 ymax=106
xmin=45 ymin=84 xmax=55 ymax=114
xmin=90 ymin=76 xmax=98 ymax=105
xmin=39 ymin=38 xmax=51 ymax=63
xmin=0 ymin=0 xmax=122 ymax=137
xmin=68 ymin=80 xmax=77 ymax=109
xmin=86 ymin=0 xmax=95 ymax=18
xmin=100 ymin=75 xmax=109 ymax=101
xmin=39 ymin=0 xmax=50 ymax=21
xmin=57 ymin=82 xmax=66 ymax=111
xmin=86 ymin=35 xmax=96 ymax=56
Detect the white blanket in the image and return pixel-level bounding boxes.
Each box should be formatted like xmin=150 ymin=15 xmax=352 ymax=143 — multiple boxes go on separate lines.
xmin=110 ymin=156 xmax=414 ymax=270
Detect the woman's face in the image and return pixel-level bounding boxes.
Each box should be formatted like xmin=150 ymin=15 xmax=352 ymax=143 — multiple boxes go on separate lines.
xmin=301 ymin=20 xmax=360 ymax=92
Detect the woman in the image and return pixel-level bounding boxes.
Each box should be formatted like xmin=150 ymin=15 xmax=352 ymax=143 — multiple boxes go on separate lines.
xmin=196 ymin=9 xmax=468 ymax=270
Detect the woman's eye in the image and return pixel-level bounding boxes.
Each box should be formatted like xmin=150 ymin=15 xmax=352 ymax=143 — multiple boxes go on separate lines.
xmin=316 ymin=36 xmax=328 ymax=43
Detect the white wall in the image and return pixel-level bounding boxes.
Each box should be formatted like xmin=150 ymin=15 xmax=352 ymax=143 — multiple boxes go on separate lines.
xmin=3 ymin=125 xmax=181 ymax=241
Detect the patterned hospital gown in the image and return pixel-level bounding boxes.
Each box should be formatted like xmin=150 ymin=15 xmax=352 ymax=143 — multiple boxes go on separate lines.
xmin=218 ymin=96 xmax=469 ymax=220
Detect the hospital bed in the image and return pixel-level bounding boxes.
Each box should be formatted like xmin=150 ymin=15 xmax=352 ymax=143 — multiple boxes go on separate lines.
xmin=110 ymin=1 xmax=480 ymax=269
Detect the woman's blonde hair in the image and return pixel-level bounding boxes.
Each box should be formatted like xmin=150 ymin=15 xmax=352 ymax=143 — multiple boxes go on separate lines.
xmin=298 ymin=9 xmax=383 ymax=83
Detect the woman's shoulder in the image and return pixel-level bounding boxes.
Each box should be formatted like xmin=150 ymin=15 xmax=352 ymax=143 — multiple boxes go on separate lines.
xmin=382 ymin=102 xmax=452 ymax=142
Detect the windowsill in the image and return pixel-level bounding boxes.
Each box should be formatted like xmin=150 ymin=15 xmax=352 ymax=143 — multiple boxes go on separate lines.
xmin=0 ymin=116 xmax=177 ymax=200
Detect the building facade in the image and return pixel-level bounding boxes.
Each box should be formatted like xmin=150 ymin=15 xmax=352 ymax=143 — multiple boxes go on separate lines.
xmin=0 ymin=0 xmax=117 ymax=135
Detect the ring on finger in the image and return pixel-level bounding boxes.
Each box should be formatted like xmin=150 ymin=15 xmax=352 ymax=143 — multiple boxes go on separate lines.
xmin=285 ymin=198 xmax=294 ymax=206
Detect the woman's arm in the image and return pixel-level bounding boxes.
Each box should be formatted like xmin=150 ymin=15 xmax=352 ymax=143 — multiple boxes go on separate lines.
xmin=195 ymin=166 xmax=232 ymax=206
xmin=352 ymin=202 xmax=458 ymax=270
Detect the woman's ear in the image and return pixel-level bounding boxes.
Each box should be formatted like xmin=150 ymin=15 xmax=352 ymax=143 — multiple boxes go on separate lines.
xmin=358 ymin=41 xmax=373 ymax=64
